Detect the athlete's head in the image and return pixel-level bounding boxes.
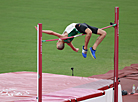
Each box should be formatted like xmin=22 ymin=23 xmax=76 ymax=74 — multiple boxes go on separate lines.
xmin=57 ymin=40 xmax=64 ymax=50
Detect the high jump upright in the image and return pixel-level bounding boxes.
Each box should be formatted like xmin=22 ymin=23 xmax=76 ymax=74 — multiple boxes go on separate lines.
xmin=37 ymin=23 xmax=42 ymax=102
xmin=114 ymin=7 xmax=119 ymax=102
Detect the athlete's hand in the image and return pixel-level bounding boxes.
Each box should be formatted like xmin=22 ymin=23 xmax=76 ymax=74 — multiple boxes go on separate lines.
xmin=75 ymin=48 xmax=79 ymax=52
xmin=35 ymin=26 xmax=38 ymax=30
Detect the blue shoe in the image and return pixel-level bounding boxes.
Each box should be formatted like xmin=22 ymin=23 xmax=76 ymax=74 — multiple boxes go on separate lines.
xmin=89 ymin=47 xmax=96 ymax=59
xmin=82 ymin=46 xmax=87 ymax=58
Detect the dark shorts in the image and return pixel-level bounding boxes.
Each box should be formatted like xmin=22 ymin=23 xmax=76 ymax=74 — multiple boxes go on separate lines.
xmin=75 ymin=23 xmax=98 ymax=34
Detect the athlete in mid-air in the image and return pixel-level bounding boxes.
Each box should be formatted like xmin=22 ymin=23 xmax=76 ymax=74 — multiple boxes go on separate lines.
xmin=35 ymin=23 xmax=107 ymax=59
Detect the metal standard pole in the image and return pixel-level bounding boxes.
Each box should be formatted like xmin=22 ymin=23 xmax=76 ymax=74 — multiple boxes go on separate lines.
xmin=37 ymin=23 xmax=42 ymax=102
xmin=114 ymin=7 xmax=119 ymax=102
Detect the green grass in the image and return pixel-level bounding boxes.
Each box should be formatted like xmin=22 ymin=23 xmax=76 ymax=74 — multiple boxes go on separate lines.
xmin=0 ymin=0 xmax=138 ymax=77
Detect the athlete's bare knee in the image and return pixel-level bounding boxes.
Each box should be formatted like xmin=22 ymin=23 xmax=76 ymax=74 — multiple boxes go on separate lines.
xmin=99 ymin=30 xmax=106 ymax=38
xmin=103 ymin=31 xmax=107 ymax=37
xmin=86 ymin=31 xmax=92 ymax=38
xmin=85 ymin=28 xmax=92 ymax=36
xmin=97 ymin=29 xmax=106 ymax=37
xmin=87 ymin=31 xmax=92 ymax=36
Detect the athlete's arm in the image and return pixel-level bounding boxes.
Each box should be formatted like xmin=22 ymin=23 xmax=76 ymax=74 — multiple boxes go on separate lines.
xmin=67 ymin=42 xmax=79 ymax=52
xmin=35 ymin=26 xmax=63 ymax=38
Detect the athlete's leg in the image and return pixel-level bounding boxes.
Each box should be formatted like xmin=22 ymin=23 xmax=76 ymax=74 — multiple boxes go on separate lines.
xmin=75 ymin=23 xmax=92 ymax=50
xmin=75 ymin=23 xmax=93 ymax=58
xmin=89 ymin=29 xmax=106 ymax=59
xmin=92 ymin=29 xmax=107 ymax=50
xmin=84 ymin=28 xmax=92 ymax=50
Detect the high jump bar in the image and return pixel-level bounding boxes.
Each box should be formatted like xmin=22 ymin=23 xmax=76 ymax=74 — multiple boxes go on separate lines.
xmin=42 ymin=23 xmax=116 ymax=42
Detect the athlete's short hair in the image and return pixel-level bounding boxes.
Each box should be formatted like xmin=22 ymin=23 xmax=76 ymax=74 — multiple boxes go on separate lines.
xmin=57 ymin=43 xmax=65 ymax=50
